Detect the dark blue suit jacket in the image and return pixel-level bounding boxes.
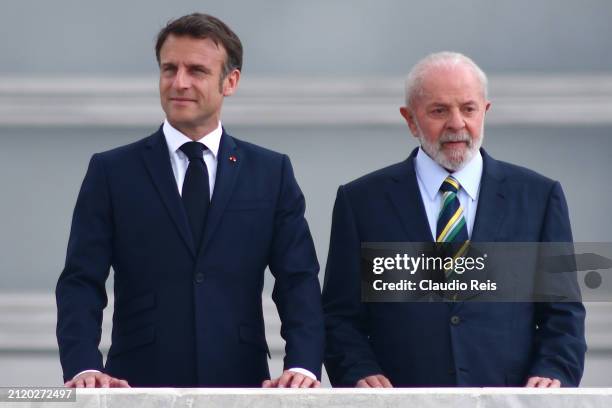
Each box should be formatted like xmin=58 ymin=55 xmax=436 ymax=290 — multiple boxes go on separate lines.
xmin=322 ymin=149 xmax=586 ymax=387
xmin=56 ymin=127 xmax=324 ymax=386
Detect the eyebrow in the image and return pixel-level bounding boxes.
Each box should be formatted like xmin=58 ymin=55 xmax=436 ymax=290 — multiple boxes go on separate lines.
xmin=187 ymin=64 xmax=212 ymax=74
xmin=427 ymin=102 xmax=449 ymax=108
xmin=427 ymin=100 xmax=479 ymax=107
xmin=160 ymin=62 xmax=212 ymax=74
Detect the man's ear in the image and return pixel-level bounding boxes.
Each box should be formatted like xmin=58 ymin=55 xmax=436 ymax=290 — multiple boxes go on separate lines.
xmin=222 ymin=69 xmax=241 ymax=96
xmin=399 ymin=106 xmax=419 ymax=137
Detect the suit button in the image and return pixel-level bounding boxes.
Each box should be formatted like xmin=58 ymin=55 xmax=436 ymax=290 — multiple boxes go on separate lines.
xmin=450 ymin=315 xmax=461 ymax=325
xmin=194 ymin=273 xmax=204 ymax=283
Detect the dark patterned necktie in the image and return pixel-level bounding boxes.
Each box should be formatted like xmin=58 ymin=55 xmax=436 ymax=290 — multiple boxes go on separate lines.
xmin=436 ymin=176 xmax=470 ymax=278
xmin=179 ymin=142 xmax=210 ymax=248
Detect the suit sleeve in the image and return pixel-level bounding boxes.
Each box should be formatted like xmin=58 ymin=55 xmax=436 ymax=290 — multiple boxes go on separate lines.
xmin=56 ymin=154 xmax=113 ymax=381
xmin=268 ymin=155 xmax=325 ymax=379
xmin=529 ymin=181 xmax=587 ymax=386
xmin=322 ymin=186 xmax=384 ymax=386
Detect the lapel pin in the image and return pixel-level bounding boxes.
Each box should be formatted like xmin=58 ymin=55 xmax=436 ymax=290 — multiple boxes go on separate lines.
xmin=229 ymin=155 xmax=237 ymax=163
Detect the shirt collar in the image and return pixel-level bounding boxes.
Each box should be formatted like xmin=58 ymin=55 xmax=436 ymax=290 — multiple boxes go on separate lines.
xmin=163 ymin=119 xmax=222 ymax=159
xmin=415 ymin=147 xmax=482 ymax=201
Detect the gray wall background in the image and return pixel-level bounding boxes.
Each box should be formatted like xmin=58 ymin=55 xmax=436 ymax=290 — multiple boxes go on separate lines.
xmin=3 ymin=0 xmax=612 ymax=75
xmin=1 ymin=0 xmax=611 ymax=387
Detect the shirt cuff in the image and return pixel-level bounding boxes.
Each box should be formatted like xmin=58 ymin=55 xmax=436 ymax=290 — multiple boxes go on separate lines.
xmin=72 ymin=369 xmax=101 ymax=380
xmin=287 ymin=367 xmax=317 ymax=381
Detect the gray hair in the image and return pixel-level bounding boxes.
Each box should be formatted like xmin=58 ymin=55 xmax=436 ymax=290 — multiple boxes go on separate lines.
xmin=404 ymin=51 xmax=488 ymax=107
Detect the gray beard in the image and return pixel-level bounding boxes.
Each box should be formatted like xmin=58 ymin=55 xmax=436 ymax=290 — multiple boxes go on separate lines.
xmin=416 ymin=124 xmax=484 ymax=172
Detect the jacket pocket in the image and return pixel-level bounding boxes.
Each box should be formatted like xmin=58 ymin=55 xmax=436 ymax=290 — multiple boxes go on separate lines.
xmin=108 ymin=326 xmax=155 ymax=358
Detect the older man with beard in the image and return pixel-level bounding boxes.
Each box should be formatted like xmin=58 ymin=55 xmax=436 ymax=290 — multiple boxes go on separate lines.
xmin=322 ymin=52 xmax=586 ymax=388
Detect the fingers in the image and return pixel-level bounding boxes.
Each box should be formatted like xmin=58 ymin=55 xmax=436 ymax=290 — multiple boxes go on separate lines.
xmin=276 ymin=371 xmax=294 ymax=388
xmin=525 ymin=376 xmax=559 ymax=388
xmin=99 ymin=375 xmax=110 ymax=388
xmin=537 ymin=378 xmax=552 ymax=388
xmin=262 ymin=377 xmax=281 ymax=388
xmin=289 ymin=374 xmax=306 ymax=388
xmin=356 ymin=375 xmax=393 ymax=388
xmin=263 ymin=371 xmax=320 ymax=388
xmin=294 ymin=376 xmax=317 ymax=388
xmin=262 ymin=372 xmax=290 ymax=388
xmin=365 ymin=376 xmax=384 ymax=387
xmin=366 ymin=375 xmax=392 ymax=388
xmin=356 ymin=379 xmax=370 ymax=388
xmin=378 ymin=375 xmax=393 ymax=388
xmin=65 ymin=373 xmax=129 ymax=388
xmin=109 ymin=378 xmax=130 ymax=388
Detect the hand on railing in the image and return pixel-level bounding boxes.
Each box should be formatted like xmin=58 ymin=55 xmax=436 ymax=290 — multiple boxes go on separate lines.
xmin=525 ymin=376 xmax=561 ymax=388
xmin=64 ymin=372 xmax=130 ymax=388
xmin=356 ymin=374 xmax=393 ymax=388
xmin=262 ymin=370 xmax=321 ymax=388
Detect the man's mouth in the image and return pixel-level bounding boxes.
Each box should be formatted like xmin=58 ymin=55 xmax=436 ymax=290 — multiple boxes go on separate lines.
xmin=439 ymin=133 xmax=471 ymax=149
xmin=441 ymin=140 xmax=469 ymax=149
xmin=170 ymin=97 xmax=196 ymax=103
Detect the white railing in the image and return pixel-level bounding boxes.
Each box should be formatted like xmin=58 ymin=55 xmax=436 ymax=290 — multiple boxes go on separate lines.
xmin=6 ymin=388 xmax=611 ymax=407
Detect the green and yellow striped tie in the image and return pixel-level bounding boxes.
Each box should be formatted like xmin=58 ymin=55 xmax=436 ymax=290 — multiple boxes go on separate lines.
xmin=437 ymin=176 xmax=470 ymax=277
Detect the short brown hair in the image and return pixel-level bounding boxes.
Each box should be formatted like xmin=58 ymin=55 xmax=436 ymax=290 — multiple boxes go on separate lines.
xmin=155 ymin=13 xmax=243 ymax=78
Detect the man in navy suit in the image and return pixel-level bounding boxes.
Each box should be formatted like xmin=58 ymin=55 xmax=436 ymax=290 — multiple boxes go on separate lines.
xmin=56 ymin=13 xmax=324 ymax=388
xmin=322 ymin=52 xmax=586 ymax=387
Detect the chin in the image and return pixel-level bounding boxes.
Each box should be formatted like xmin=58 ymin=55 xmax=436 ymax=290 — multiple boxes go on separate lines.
xmin=419 ymin=133 xmax=481 ymax=172
xmin=436 ymin=149 xmax=473 ymax=172
xmin=167 ymin=114 xmax=195 ymax=125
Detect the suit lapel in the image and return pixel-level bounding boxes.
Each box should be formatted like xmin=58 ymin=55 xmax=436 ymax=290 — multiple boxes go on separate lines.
xmin=142 ymin=128 xmax=196 ymax=257
xmin=452 ymin=150 xmax=507 ymax=311
xmin=199 ymin=129 xmax=241 ymax=255
xmin=471 ymin=149 xmax=507 ymax=243
xmin=386 ymin=150 xmax=434 ymax=242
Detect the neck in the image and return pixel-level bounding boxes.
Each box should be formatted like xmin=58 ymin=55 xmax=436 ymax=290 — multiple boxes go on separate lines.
xmin=170 ymin=120 xmax=219 ymax=142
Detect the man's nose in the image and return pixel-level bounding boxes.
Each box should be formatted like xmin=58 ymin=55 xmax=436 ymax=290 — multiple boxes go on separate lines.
xmin=173 ymin=68 xmax=190 ymax=89
xmin=446 ymin=108 xmax=466 ymax=131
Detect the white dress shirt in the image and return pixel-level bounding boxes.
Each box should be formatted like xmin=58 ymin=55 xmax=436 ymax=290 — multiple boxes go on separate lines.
xmin=163 ymin=119 xmax=220 ymax=198
xmin=73 ymin=120 xmax=315 ymax=383
xmin=414 ymin=147 xmax=483 ymax=240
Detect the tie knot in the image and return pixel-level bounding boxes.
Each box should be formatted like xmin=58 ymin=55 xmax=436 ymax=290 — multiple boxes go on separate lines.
xmin=179 ymin=141 xmax=207 ymax=161
xmin=440 ymin=176 xmax=461 ymax=194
